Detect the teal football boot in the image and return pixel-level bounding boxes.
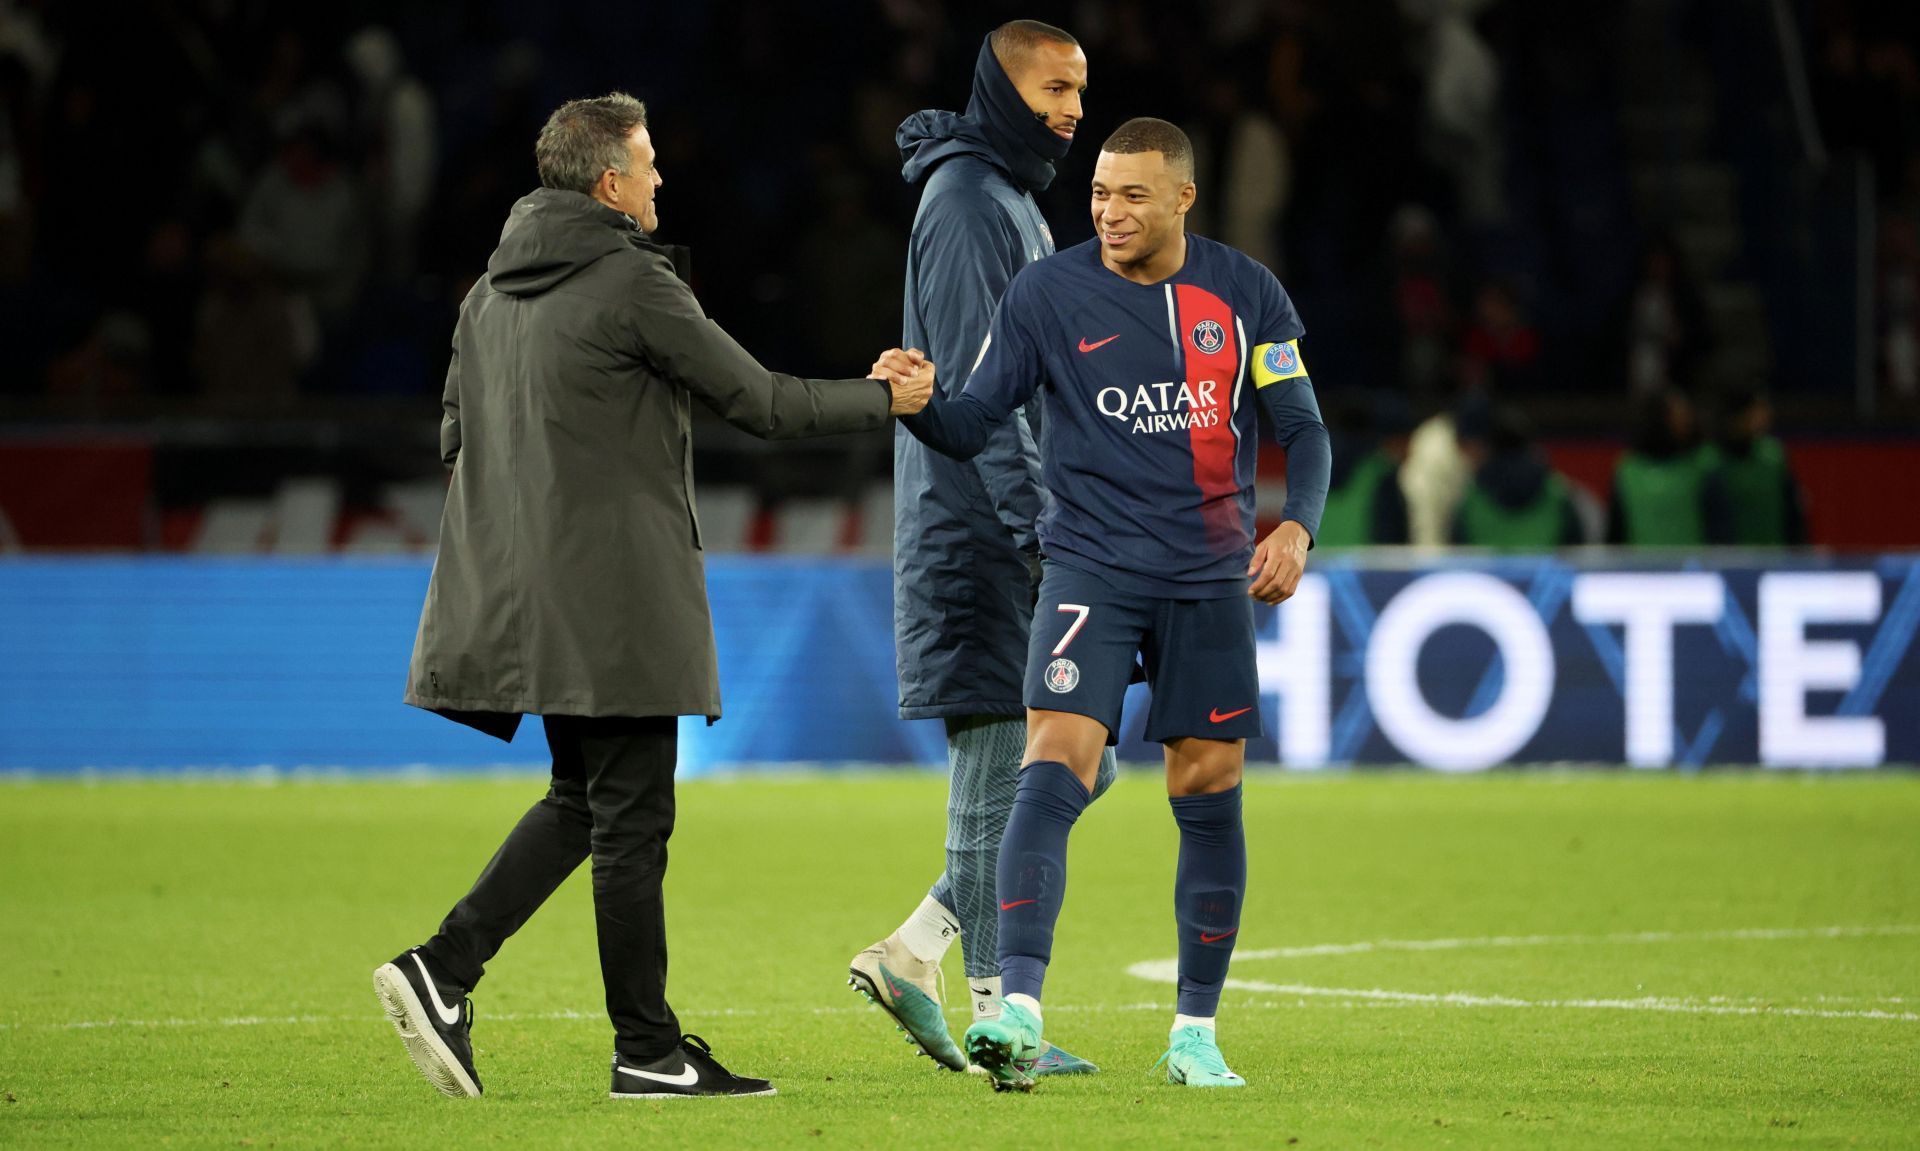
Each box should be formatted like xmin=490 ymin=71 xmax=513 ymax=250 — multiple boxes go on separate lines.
xmin=1031 ymin=1042 xmax=1099 ymax=1076
xmin=963 ymin=998 xmax=1042 ymax=1092
xmin=1155 ymin=1024 xmax=1246 ymax=1087
xmin=847 ymin=935 xmax=967 ymax=1071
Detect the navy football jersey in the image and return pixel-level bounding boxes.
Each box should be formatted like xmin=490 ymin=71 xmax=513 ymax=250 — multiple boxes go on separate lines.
xmin=921 ymin=235 xmax=1322 ymax=599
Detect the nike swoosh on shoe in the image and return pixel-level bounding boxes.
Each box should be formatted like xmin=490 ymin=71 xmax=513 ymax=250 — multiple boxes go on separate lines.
xmin=618 ymin=1062 xmax=700 ymax=1087
xmin=411 ymin=951 xmax=462 ymax=1026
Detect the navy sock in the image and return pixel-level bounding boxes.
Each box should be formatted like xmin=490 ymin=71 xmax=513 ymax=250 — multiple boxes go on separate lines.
xmin=996 ymin=760 xmax=1091 ymax=1002
xmin=1170 ymin=784 xmax=1246 ymax=1017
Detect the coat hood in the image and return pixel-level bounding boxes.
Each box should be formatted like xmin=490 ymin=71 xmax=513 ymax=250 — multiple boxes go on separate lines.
xmin=486 ymin=188 xmax=643 ymax=297
xmin=898 ymin=35 xmax=1071 ymax=193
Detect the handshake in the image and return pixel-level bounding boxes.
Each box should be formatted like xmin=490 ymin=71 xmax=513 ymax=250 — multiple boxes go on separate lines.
xmin=869 ymin=348 xmax=936 ymax=416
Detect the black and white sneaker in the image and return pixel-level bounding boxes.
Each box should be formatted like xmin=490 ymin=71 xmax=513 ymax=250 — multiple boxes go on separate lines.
xmin=609 ymin=1035 xmax=775 ymax=1098
xmin=373 ymin=947 xmax=482 ymax=1098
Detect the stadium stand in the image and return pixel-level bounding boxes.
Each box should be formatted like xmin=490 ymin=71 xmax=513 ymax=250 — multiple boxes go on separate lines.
xmin=0 ymin=1 xmax=1911 ymax=553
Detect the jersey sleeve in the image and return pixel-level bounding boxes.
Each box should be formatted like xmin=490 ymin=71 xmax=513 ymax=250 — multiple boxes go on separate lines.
xmin=901 ymin=268 xmax=1049 ymax=462
xmin=1248 ymin=267 xmax=1308 ymax=390
xmin=1246 ymin=267 xmax=1330 ymax=542
xmin=962 ymin=271 xmax=1048 ymax=410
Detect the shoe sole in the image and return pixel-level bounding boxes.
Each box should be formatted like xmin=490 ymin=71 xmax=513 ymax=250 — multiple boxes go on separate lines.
xmin=964 ymin=1031 xmax=1035 ymax=1094
xmin=1167 ymin=1065 xmax=1246 ymax=1088
xmin=610 ymin=1088 xmax=778 ymax=1099
xmin=846 ymin=967 xmax=967 ymax=1072
xmin=373 ymin=963 xmax=481 ymax=1099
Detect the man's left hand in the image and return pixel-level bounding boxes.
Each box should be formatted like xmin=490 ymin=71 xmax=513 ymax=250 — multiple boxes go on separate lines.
xmin=1247 ymin=520 xmax=1311 ymax=604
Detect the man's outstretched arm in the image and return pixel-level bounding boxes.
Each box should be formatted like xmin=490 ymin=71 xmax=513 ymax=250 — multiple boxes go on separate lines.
xmin=901 ymin=276 xmax=1047 ymax=462
xmin=897 ymin=358 xmax=1003 ymax=461
xmin=627 ymin=248 xmax=924 ymax=438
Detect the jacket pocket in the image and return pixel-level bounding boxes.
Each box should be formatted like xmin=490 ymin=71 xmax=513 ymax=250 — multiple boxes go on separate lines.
xmin=681 ymin=430 xmax=702 ymax=550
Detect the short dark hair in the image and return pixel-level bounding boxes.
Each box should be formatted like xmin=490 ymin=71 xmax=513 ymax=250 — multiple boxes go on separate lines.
xmin=1101 ymin=117 xmax=1194 ymax=181
xmin=1718 ymin=377 xmax=1768 ymax=416
xmin=1488 ymin=406 xmax=1536 ymax=456
xmin=989 ymin=19 xmax=1078 ymax=75
xmin=535 ymin=92 xmax=649 ymax=195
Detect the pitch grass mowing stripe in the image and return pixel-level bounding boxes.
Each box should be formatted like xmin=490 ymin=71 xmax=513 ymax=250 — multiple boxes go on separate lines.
xmin=16 ymin=924 xmax=1919 ymax=1030
xmin=0 ymin=1004 xmax=1148 ymax=1033
xmin=18 ymin=988 xmax=1912 ymax=1035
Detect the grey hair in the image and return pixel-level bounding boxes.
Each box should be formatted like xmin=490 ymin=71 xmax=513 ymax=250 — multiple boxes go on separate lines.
xmin=535 ymin=92 xmax=649 ymax=194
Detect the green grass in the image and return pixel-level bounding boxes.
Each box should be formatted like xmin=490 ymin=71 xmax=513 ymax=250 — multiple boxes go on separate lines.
xmin=2 ymin=772 xmax=1917 ymax=1149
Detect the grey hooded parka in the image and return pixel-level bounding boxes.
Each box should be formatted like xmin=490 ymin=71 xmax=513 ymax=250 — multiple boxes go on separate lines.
xmin=405 ymin=189 xmax=890 ymax=732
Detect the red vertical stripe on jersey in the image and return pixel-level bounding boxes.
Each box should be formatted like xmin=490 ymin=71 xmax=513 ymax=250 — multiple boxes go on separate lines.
xmin=1174 ymin=284 xmax=1244 ymax=552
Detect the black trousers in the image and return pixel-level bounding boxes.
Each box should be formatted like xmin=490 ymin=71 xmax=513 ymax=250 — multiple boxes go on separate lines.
xmin=420 ymin=714 xmax=682 ymax=1060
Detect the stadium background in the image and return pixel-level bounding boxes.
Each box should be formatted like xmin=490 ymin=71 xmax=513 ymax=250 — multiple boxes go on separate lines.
xmin=2 ymin=8 xmax=1916 ymax=1151
xmin=0 ymin=0 xmax=1916 ymax=773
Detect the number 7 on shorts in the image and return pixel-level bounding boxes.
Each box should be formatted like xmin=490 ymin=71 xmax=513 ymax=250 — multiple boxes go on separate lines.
xmin=1053 ymin=603 xmax=1091 ymax=656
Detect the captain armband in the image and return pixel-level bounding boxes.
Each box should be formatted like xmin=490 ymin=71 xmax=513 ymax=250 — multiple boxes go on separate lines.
xmin=1250 ymin=339 xmax=1308 ymax=388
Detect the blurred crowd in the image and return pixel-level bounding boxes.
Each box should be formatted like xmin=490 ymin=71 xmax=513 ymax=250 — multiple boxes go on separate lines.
xmin=1321 ymin=382 xmax=1806 ymax=549
xmin=0 ymin=1 xmax=1913 ymax=499
xmin=1818 ymin=7 xmax=1920 ymax=407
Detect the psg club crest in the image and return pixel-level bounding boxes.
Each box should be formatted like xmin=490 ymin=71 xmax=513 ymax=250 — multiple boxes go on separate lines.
xmin=1190 ymin=319 xmax=1226 ymax=355
xmin=1045 ymin=658 xmax=1080 ymax=694
xmin=1264 ymin=341 xmax=1298 ymax=375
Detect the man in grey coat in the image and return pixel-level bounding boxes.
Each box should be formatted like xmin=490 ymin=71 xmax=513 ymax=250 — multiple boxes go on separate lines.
xmin=847 ymin=21 xmax=1113 ymax=1077
xmin=372 ymin=92 xmax=933 ymax=1102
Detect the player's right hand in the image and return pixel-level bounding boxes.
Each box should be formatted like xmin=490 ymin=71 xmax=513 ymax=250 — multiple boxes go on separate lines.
xmin=1248 ymin=520 xmax=1310 ymax=604
xmin=870 ymin=347 xmax=934 ymax=416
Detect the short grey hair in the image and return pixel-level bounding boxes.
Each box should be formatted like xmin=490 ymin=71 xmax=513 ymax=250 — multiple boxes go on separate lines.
xmin=535 ymin=92 xmax=649 ymax=194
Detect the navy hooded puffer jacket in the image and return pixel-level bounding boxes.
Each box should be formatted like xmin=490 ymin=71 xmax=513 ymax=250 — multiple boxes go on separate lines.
xmin=891 ymin=36 xmax=1071 ymax=720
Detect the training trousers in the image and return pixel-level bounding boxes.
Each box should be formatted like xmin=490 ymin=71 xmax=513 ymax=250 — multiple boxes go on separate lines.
xmin=420 ymin=714 xmax=681 ymax=1061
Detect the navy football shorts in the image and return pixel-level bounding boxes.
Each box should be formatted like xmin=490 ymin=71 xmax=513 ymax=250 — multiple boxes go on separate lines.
xmin=1022 ymin=559 xmax=1263 ymax=746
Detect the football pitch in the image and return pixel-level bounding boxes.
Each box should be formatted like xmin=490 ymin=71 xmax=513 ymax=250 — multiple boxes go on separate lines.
xmin=2 ymin=771 xmax=1916 ymax=1149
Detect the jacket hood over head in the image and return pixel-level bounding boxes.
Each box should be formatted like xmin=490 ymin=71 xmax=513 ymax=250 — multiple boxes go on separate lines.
xmin=897 ymin=35 xmax=1072 ymax=193
xmin=487 ymin=188 xmax=643 ymax=297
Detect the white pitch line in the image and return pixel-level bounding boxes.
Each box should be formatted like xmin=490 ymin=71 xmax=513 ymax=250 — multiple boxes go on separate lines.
xmin=1227 ymin=980 xmax=1917 ymax=1023
xmin=0 ymin=1000 xmax=1185 ymax=1034
xmin=10 ymin=925 xmax=1914 ymax=1033
xmin=0 ymin=1007 xmax=851 ymax=1033
xmin=1126 ymin=924 xmax=1920 ymax=1023
xmin=1228 ymin=923 xmax=1920 ymax=963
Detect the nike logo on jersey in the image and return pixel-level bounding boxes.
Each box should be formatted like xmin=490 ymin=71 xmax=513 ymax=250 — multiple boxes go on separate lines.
xmin=971 ymin=986 xmax=994 ymax=998
xmin=1200 ymin=928 xmax=1238 ymax=944
xmin=999 ymin=899 xmax=1037 ymax=910
xmin=1208 ymin=706 xmax=1253 ymax=723
xmin=617 ymin=1062 xmax=700 ymax=1087
xmin=1077 ymin=334 xmax=1120 ymax=353
xmin=410 ymin=951 xmax=463 ymax=1027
